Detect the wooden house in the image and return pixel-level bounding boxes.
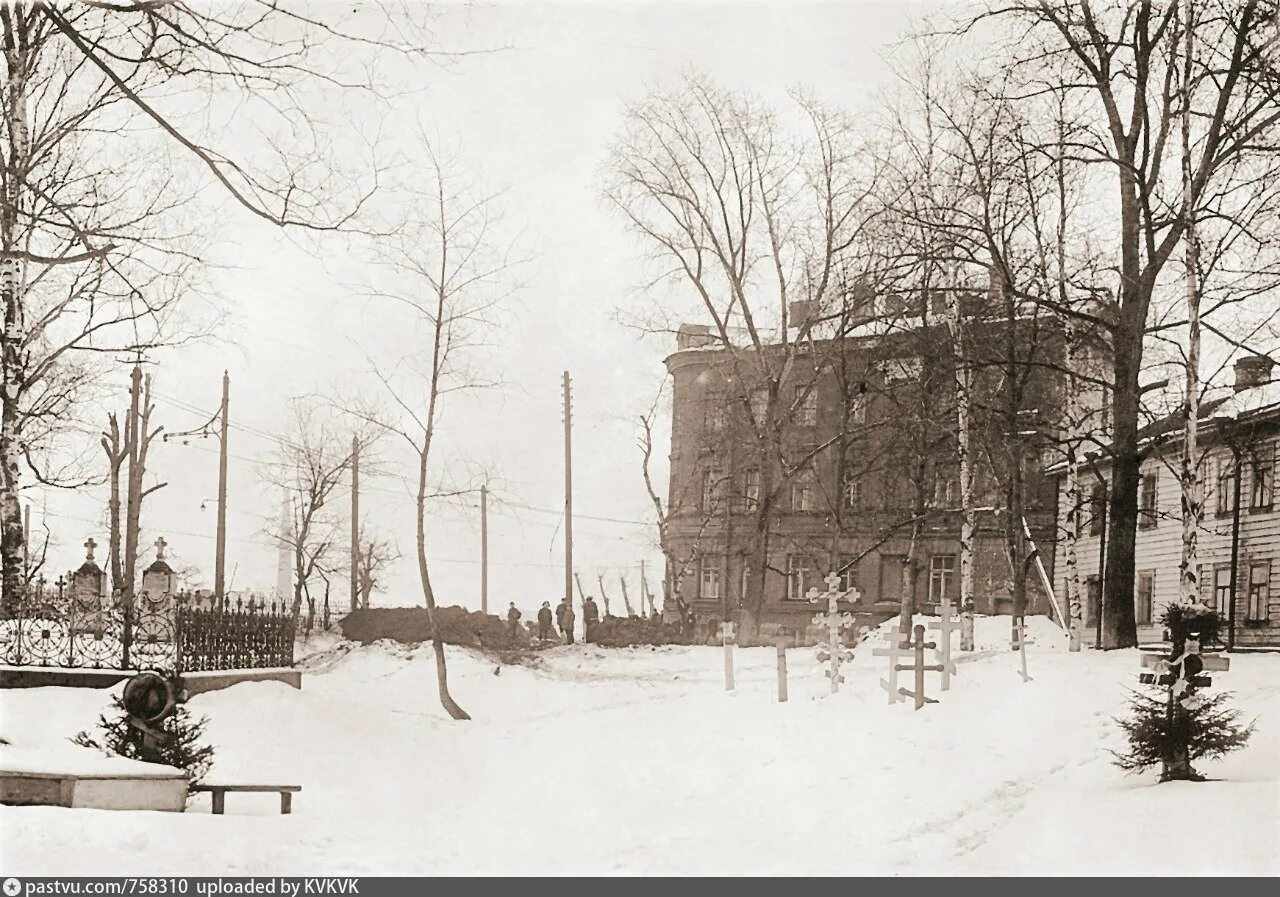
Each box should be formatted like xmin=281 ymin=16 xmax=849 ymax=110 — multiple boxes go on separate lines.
xmin=1052 ymin=356 xmax=1280 ymax=647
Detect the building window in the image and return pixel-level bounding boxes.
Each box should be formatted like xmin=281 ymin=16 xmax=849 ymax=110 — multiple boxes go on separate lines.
xmin=834 ymin=554 xmax=860 ymax=595
xmin=794 ymin=386 xmax=818 ymax=426
xmin=882 ymin=357 xmax=922 ymax=385
xmin=786 ymin=555 xmax=815 ymax=601
xmin=1136 ymin=571 xmax=1154 ymax=625
xmin=750 ymin=388 xmax=770 ymax=428
xmin=1213 ymin=565 xmax=1232 ymax=614
xmin=849 ymin=391 xmax=867 ymax=426
xmin=698 ymin=558 xmax=721 ymax=601
xmin=841 ymin=463 xmax=862 ymax=510
xmin=933 ymin=470 xmax=958 ymax=509
xmin=791 ymin=469 xmax=817 ymax=512
xmin=928 ymin=555 xmax=956 ymax=606
xmin=1250 ymin=445 xmax=1274 ymax=510
xmin=740 ymin=468 xmax=761 ymax=512
xmin=1089 ymin=483 xmax=1107 ymax=536
xmin=1139 ymin=472 xmax=1158 ymax=529
xmin=703 ymin=391 xmax=726 ymax=434
xmin=701 ymin=469 xmax=723 ymax=514
xmin=1217 ymin=457 xmax=1238 ymax=517
xmin=1248 ymin=563 xmax=1270 ymax=622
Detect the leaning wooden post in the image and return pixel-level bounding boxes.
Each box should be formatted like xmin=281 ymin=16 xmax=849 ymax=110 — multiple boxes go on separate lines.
xmin=775 ymin=636 xmax=791 ymax=703
xmin=1016 ymin=620 xmax=1033 ymax=683
xmin=720 ymin=620 xmax=735 ymax=691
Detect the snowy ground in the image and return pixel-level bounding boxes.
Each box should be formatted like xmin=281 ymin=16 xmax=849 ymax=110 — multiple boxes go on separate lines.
xmin=2 ymin=617 xmax=1277 ymax=876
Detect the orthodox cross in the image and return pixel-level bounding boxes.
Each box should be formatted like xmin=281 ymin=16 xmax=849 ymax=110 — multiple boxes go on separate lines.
xmin=896 ymin=624 xmax=943 ymax=711
xmin=873 ymin=626 xmax=911 ymax=704
xmin=1140 ymin=638 xmax=1229 ymax=708
xmin=808 ymin=572 xmax=857 ymax=694
xmin=928 ymin=599 xmax=960 ymax=691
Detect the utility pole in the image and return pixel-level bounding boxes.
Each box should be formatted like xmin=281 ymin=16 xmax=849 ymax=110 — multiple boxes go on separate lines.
xmin=351 ymin=435 xmax=359 ymax=614
xmin=214 ymin=370 xmax=229 ymax=610
xmin=563 ymin=371 xmax=574 ymax=615
xmin=480 ymin=483 xmax=489 ymax=614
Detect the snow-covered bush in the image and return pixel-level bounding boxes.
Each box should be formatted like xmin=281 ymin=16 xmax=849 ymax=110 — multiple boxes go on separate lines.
xmin=72 ymin=696 xmax=215 ymax=788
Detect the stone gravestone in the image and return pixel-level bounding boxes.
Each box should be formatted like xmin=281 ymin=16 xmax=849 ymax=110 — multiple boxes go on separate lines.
xmin=69 ymin=537 xmax=107 ymax=636
xmin=140 ymin=536 xmax=177 ymax=616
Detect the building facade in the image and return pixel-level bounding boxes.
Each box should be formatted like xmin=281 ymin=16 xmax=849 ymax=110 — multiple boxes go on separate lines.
xmin=662 ymin=303 xmax=1067 ymax=639
xmin=1052 ymin=356 xmax=1280 ymax=648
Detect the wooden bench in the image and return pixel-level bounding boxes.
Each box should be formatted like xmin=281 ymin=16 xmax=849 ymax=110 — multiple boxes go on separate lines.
xmin=191 ymin=783 xmax=301 ymax=815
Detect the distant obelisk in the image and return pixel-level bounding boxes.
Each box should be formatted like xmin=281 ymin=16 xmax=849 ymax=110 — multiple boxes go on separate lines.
xmin=276 ymin=492 xmax=294 ymax=606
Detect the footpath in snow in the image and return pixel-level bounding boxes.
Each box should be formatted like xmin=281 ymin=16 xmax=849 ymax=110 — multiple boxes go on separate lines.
xmin=2 ymin=616 xmax=1276 ymax=875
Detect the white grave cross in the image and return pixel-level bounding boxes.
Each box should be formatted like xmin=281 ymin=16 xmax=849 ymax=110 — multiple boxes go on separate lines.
xmin=808 ymin=573 xmax=857 ymax=694
xmin=873 ymin=628 xmax=910 ymax=704
xmin=927 ymin=598 xmax=959 ymax=691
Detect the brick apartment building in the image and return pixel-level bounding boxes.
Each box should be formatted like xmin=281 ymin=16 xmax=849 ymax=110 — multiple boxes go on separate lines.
xmin=661 ymin=293 xmax=1082 ymax=638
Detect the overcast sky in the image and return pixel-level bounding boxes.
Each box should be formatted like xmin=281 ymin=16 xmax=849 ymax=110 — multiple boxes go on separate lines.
xmin=34 ymin=1 xmax=927 ymax=615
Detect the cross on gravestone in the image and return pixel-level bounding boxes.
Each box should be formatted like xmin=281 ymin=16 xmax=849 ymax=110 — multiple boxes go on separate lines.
xmin=154 ymin=536 xmax=167 ymax=561
xmin=720 ymin=621 xmax=735 ymax=692
xmin=873 ymin=627 xmax=911 ymax=704
xmin=84 ymin=537 xmax=96 ymax=562
xmin=808 ymin=574 xmax=858 ymax=695
xmin=927 ymin=599 xmax=960 ymax=691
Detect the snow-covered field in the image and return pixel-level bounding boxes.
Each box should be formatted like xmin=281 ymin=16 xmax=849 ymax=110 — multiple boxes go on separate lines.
xmin=2 ymin=617 xmax=1277 ymax=876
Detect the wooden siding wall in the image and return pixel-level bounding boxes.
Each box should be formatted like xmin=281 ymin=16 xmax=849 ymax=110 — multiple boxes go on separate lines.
xmin=1055 ymin=440 xmax=1280 ymax=646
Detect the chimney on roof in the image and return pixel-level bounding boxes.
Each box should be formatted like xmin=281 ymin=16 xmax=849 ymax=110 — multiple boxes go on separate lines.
xmin=676 ymin=323 xmax=715 ymax=350
xmin=1233 ymin=355 xmax=1275 ymax=392
xmin=789 ymin=300 xmax=817 ymax=330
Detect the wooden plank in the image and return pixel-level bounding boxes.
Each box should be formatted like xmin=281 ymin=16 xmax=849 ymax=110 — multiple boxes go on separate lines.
xmin=191 ymin=784 xmax=301 ymax=793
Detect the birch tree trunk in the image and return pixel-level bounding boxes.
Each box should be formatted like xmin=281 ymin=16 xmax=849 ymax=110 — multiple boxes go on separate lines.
xmin=944 ymin=279 xmax=977 ymax=651
xmin=1063 ymin=324 xmax=1085 ymax=651
xmin=1178 ymin=0 xmax=1202 ymax=610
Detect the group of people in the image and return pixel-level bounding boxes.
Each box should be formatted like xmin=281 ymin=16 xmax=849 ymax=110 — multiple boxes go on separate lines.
xmin=506 ymin=595 xmax=602 ymax=644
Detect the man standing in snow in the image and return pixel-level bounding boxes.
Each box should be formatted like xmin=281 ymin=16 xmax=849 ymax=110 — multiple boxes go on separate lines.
xmin=537 ymin=601 xmax=554 ymax=642
xmin=583 ymin=595 xmax=600 ymax=643
xmin=507 ymin=602 xmax=522 ymax=641
xmin=562 ymin=601 xmax=576 ymax=645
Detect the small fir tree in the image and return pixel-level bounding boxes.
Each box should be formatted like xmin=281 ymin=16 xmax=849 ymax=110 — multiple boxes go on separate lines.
xmin=1112 ymin=603 xmax=1252 ymax=781
xmin=73 ymin=695 xmax=215 ymax=787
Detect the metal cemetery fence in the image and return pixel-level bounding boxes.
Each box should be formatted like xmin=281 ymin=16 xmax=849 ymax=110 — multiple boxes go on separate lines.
xmin=0 ymin=585 xmax=295 ymax=673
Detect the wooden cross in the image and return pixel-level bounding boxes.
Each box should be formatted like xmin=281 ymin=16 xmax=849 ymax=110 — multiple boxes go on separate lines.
xmin=720 ymin=621 xmax=735 ymax=692
xmin=1139 ymin=639 xmax=1229 ymax=694
xmin=928 ymin=598 xmax=959 ymax=691
xmin=896 ymin=624 xmax=944 ymax=710
xmin=808 ymin=574 xmax=857 ymax=694
xmin=154 ymin=536 xmax=167 ymax=561
xmin=84 ymin=537 xmax=96 ymax=562
xmin=873 ymin=626 xmax=910 ymax=704
xmin=1016 ymin=621 xmax=1033 ymax=683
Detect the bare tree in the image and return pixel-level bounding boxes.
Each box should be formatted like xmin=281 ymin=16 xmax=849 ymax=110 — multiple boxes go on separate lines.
xmin=355 ymin=526 xmax=399 ymax=610
xmin=355 ymin=139 xmax=519 ymax=721
xmin=608 ymin=74 xmax=879 ymax=642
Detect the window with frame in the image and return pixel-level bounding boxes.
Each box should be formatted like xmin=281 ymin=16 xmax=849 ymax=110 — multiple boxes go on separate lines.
xmin=834 ymin=554 xmax=860 ymax=595
xmin=1213 ymin=565 xmax=1232 ymax=614
xmin=750 ymin=388 xmax=770 ymax=428
xmin=1248 ymin=562 xmax=1270 ymax=622
xmin=1217 ymin=456 xmax=1238 ymax=516
xmin=882 ymin=357 xmax=922 ymax=385
xmin=791 ymin=469 xmax=817 ymax=512
xmin=848 ymin=390 xmax=867 ymax=426
xmin=933 ymin=470 xmax=958 ymax=509
xmin=1136 ymin=570 xmax=1154 ymax=625
xmin=794 ymin=385 xmax=818 ymax=427
xmin=1138 ymin=472 xmax=1158 ymax=529
xmin=701 ymin=469 xmax=724 ymax=514
xmin=786 ymin=555 xmax=815 ymax=601
xmin=698 ymin=558 xmax=721 ymax=601
xmin=928 ymin=555 xmax=956 ymax=606
xmin=1089 ymin=482 xmax=1107 ymax=536
xmin=703 ymin=391 xmax=726 ymax=434
xmin=840 ymin=455 xmax=863 ymax=510
xmin=740 ymin=468 xmax=761 ymax=512
xmin=1250 ymin=444 xmax=1274 ymax=510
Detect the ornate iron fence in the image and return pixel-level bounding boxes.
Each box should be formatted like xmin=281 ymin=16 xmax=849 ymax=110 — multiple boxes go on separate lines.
xmin=0 ymin=590 xmax=295 ymax=673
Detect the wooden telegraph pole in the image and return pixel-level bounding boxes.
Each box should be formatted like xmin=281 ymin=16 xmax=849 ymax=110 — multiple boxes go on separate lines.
xmin=480 ymin=483 xmax=489 ymax=614
xmin=351 ymin=435 xmax=360 ymax=614
xmin=214 ymin=370 xmax=229 ymax=610
xmin=563 ymin=371 xmax=574 ymax=616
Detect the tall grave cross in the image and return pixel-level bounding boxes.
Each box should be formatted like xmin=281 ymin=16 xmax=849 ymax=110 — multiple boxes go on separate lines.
xmin=927 ymin=598 xmax=959 ymax=691
xmin=873 ymin=627 xmax=910 ymax=704
xmin=808 ymin=572 xmax=858 ymax=694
